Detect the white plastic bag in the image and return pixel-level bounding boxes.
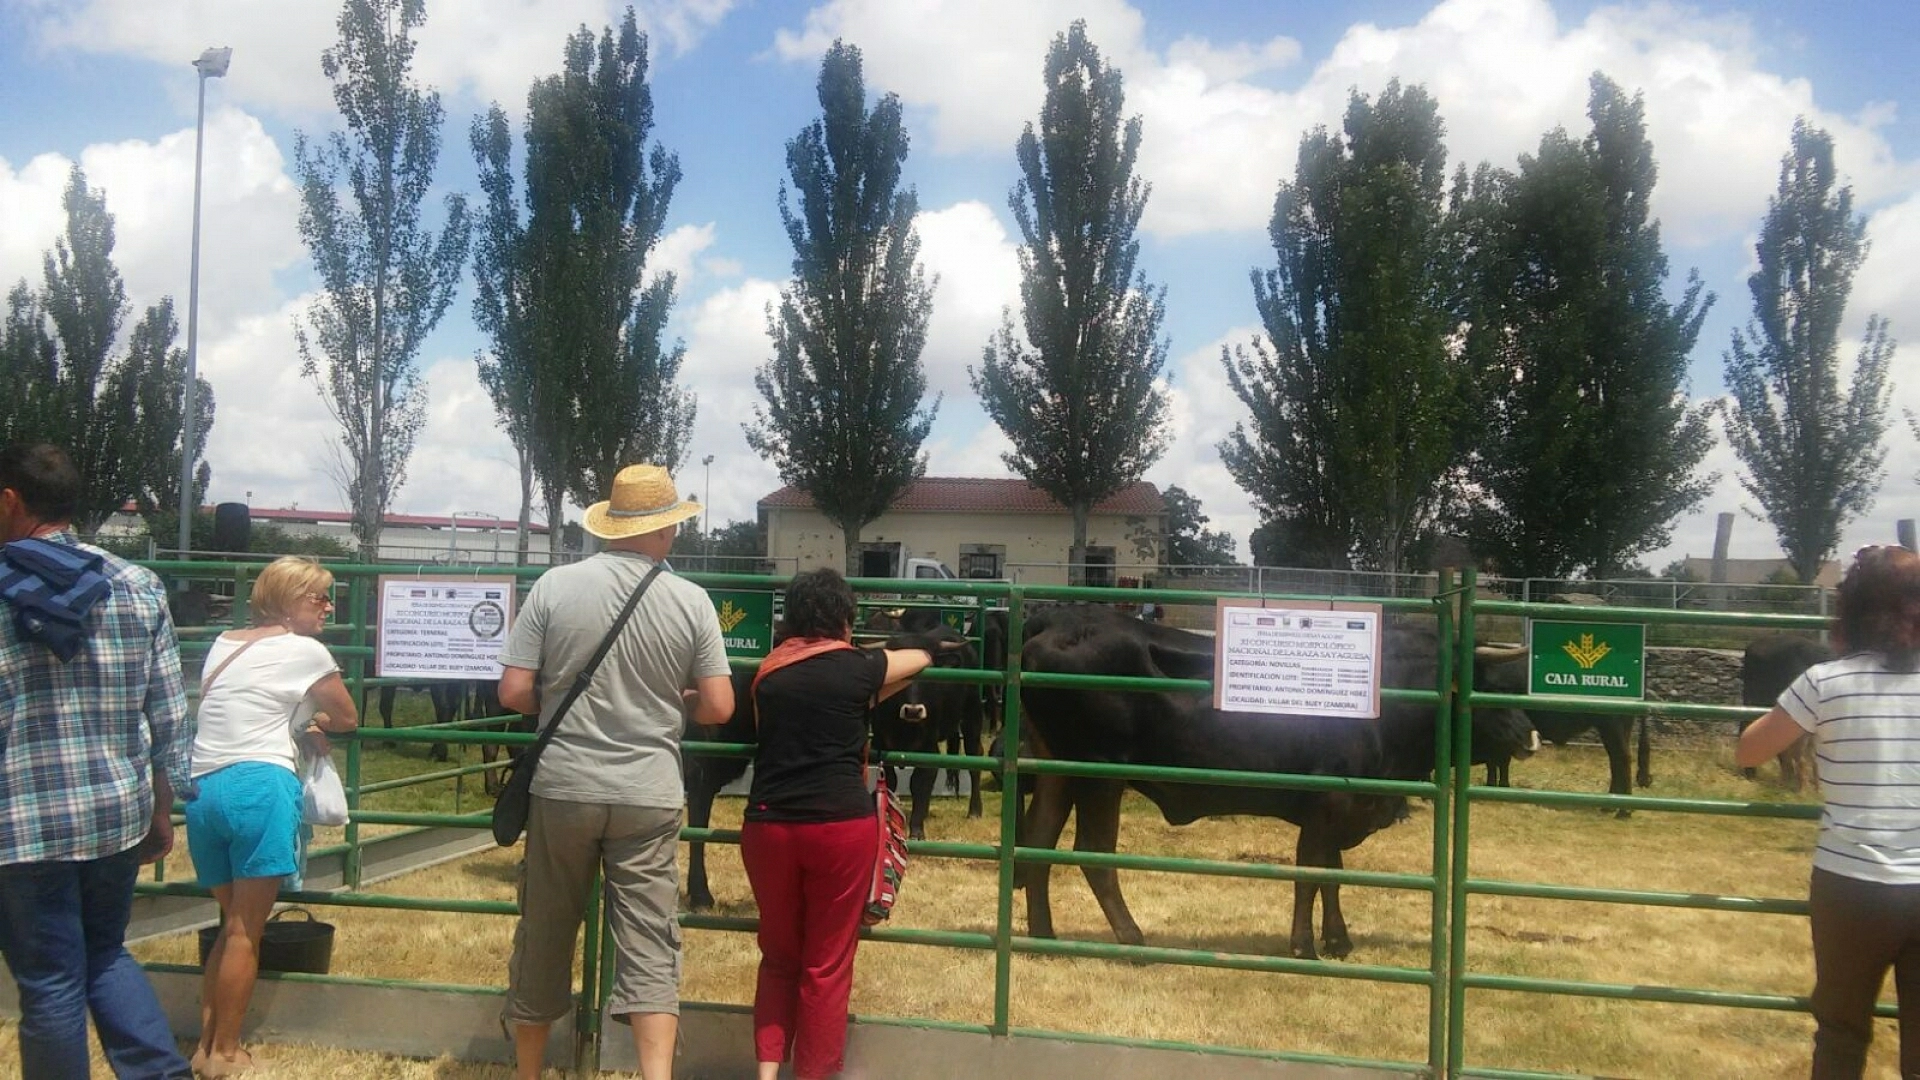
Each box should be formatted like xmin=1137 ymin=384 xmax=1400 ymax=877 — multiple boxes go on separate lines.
xmin=301 ymin=751 xmax=350 ymax=826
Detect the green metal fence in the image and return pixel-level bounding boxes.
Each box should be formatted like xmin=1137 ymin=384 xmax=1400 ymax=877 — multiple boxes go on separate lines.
xmin=130 ymin=559 xmax=1873 ymax=1077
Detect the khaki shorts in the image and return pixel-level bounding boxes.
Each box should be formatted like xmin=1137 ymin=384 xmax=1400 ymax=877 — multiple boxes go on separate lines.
xmin=502 ymin=796 xmax=683 ymax=1024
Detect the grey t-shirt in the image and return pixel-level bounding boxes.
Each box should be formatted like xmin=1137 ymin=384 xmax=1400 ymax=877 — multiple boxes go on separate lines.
xmin=498 ymin=551 xmax=729 ymax=808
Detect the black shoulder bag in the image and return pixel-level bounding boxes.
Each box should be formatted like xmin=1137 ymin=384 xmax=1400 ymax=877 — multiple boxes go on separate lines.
xmin=491 ymin=564 xmax=664 ymax=847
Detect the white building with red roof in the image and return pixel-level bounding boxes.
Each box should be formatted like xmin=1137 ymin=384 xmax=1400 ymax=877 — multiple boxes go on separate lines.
xmin=758 ymin=477 xmax=1167 ymax=585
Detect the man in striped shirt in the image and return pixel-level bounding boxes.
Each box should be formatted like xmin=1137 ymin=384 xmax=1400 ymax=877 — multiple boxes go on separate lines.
xmin=0 ymin=444 xmax=193 ymax=1079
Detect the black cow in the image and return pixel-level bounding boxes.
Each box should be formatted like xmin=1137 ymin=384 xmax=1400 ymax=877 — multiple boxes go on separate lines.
xmin=359 ymin=681 xmax=480 ymax=762
xmin=1740 ymin=633 xmax=1830 ymax=789
xmin=1476 ymin=658 xmax=1649 ymax=814
xmin=867 ymin=607 xmax=997 ymax=804
xmin=1016 ymin=605 xmax=1533 ymax=960
xmin=870 ymin=627 xmax=985 ymax=839
xmin=682 ymin=666 xmax=757 ymax=912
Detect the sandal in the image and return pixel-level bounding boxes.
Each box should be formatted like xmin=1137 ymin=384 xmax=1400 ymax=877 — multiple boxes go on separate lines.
xmin=202 ymin=1048 xmax=255 ymax=1077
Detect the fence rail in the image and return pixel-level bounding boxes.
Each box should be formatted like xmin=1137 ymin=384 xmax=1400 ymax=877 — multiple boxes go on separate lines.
xmin=130 ymin=558 xmax=1865 ymax=1077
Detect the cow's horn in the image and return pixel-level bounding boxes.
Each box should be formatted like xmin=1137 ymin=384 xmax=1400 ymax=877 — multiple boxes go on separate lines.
xmin=1474 ymin=644 xmax=1528 ymax=662
xmin=937 ymin=640 xmax=969 ymax=652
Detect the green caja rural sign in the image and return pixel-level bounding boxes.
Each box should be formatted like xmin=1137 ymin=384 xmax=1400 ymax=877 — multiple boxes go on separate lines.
xmin=1528 ymin=619 xmax=1645 ymax=699
xmin=711 ymin=590 xmax=775 ymax=657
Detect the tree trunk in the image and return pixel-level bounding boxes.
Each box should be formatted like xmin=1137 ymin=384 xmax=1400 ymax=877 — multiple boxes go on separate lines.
xmin=1070 ymin=502 xmax=1090 ymax=587
xmin=515 ymin=443 xmax=532 ymax=567
xmin=842 ymin=522 xmax=861 ymax=578
xmin=545 ymin=486 xmax=566 ymax=563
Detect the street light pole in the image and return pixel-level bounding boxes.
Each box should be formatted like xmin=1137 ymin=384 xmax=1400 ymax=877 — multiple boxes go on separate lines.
xmin=176 ymin=46 xmax=231 ymax=558
xmin=702 ymin=454 xmax=715 ymax=570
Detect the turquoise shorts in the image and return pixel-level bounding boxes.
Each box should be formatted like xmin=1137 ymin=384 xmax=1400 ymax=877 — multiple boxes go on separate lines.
xmin=186 ymin=762 xmax=301 ymax=887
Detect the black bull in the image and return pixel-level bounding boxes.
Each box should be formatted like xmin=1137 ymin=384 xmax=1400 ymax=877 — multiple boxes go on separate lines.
xmin=1015 ymin=605 xmax=1535 ymax=960
xmin=871 ymin=627 xmax=986 ymax=838
xmin=1740 ymin=633 xmax=1830 ymax=789
xmin=1474 ymin=659 xmax=1651 ymax=811
xmin=361 ymin=680 xmax=506 ymax=766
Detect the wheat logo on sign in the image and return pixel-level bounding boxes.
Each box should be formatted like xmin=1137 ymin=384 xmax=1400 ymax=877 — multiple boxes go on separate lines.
xmin=717 ymin=600 xmax=750 ymax=634
xmin=1561 ymin=634 xmax=1611 ymax=669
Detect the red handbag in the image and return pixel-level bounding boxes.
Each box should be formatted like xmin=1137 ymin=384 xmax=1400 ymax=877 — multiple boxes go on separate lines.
xmin=864 ymin=753 xmax=909 ymax=926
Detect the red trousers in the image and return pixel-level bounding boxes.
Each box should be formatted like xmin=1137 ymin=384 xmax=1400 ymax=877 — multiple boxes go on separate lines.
xmin=740 ymin=817 xmax=877 ymax=1079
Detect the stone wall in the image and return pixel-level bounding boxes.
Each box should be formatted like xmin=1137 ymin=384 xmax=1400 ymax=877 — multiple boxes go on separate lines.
xmin=1646 ymin=646 xmax=1744 ymax=706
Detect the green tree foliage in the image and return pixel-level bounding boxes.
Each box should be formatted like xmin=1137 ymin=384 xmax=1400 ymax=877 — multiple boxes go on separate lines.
xmin=671 ymin=516 xmax=767 ymax=569
xmin=473 ymin=9 xmax=691 ymax=563
xmin=121 ymin=511 xmax=353 ymax=561
xmin=971 ymin=21 xmax=1169 ymax=584
xmin=1220 ymin=81 xmax=1460 ymax=574
xmin=747 ymin=41 xmax=936 ymax=574
xmin=1458 ymin=74 xmax=1715 ymax=578
xmin=1722 ymin=119 xmax=1894 ymax=585
xmin=120 ymin=298 xmax=215 ymax=518
xmin=0 ymin=167 xmax=213 ymax=532
xmin=295 ymin=0 xmax=471 ymax=558
xmin=469 ymin=107 xmax=540 ymax=563
xmin=1162 ymin=485 xmax=1237 ymax=568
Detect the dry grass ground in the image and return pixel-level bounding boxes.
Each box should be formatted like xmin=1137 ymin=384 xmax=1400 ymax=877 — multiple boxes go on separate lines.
xmin=2 ymin=734 xmax=1902 ymax=1078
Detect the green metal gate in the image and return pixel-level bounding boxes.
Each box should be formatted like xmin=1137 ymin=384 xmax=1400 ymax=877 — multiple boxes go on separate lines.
xmin=127 ymin=559 xmax=1881 ymax=1077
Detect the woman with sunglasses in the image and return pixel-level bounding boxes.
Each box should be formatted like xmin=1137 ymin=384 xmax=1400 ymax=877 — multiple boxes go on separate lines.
xmin=1739 ymin=545 xmax=1920 ymax=1078
xmin=184 ymin=556 xmax=358 ymax=1077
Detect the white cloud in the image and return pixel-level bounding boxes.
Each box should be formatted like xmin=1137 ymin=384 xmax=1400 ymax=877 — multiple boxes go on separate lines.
xmin=0 ymin=108 xmax=303 ymax=337
xmin=921 ymin=401 xmax=1016 ymax=480
xmin=22 ymin=0 xmax=737 ymax=119
xmin=646 ymin=222 xmax=720 ymax=292
xmin=914 ymin=200 xmax=1021 ymax=398
xmin=782 ymin=0 xmax=1916 ymax=243
xmin=774 ymin=0 xmax=1155 ymax=153
xmin=676 ymin=276 xmax=785 ymax=528
xmin=190 ymin=294 xmax=339 ymax=510
xmin=1144 ymin=328 xmax=1259 ymax=562
xmin=393 ymin=356 xmax=523 ymax=518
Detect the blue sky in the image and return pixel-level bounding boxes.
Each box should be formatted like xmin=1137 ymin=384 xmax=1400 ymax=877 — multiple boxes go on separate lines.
xmin=2 ymin=0 xmax=1917 ymax=571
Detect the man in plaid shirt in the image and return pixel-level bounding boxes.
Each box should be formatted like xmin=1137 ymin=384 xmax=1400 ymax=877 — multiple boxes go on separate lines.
xmin=0 ymin=444 xmax=193 ymax=1079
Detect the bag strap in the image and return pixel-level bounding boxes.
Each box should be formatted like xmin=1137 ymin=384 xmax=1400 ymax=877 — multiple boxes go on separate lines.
xmin=525 ymin=563 xmax=664 ymax=761
xmin=200 ymin=634 xmax=269 ymax=698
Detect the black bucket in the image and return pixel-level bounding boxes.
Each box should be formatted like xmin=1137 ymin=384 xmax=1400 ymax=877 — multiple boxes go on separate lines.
xmin=197 ymin=908 xmax=335 ymax=975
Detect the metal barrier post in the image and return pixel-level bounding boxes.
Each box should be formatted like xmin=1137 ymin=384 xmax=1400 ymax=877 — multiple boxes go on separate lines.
xmin=579 ymin=874 xmax=605 ymax=1073
xmin=992 ymin=589 xmax=1025 ymax=1036
xmin=344 ymin=573 xmax=366 ymax=889
xmin=1428 ymin=569 xmax=1457 ymax=1075
xmin=1447 ymin=567 xmax=1478 ymax=1078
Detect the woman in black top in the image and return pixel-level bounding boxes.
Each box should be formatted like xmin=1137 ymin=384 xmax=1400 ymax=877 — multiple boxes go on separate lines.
xmin=742 ymin=568 xmax=932 ymax=1080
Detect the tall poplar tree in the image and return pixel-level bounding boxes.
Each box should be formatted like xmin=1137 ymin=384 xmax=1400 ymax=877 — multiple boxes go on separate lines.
xmin=1458 ymin=74 xmax=1715 ymax=577
xmin=1722 ymin=119 xmax=1893 ymax=584
xmin=472 ymin=10 xmax=691 ymax=560
xmin=971 ymin=21 xmax=1169 ymax=583
xmin=1219 ymin=81 xmax=1460 ymax=573
xmin=295 ymin=0 xmax=471 ymax=558
xmin=0 ymin=167 xmax=213 ymax=532
xmin=747 ymin=40 xmax=936 ymax=574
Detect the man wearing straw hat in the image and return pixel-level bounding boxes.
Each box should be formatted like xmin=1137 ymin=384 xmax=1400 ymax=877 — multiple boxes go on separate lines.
xmin=497 ymin=464 xmax=736 ymax=1080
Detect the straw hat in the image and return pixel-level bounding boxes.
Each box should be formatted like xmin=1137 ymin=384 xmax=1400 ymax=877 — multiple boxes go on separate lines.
xmin=582 ymin=465 xmax=703 ymax=540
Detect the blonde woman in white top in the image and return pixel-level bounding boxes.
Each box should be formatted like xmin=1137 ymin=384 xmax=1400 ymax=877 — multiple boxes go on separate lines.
xmin=1739 ymin=545 xmax=1920 ymax=1079
xmin=185 ymin=557 xmax=357 ymax=1077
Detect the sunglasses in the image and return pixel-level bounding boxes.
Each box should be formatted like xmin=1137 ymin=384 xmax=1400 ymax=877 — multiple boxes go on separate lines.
xmin=305 ymin=592 xmax=336 ymax=607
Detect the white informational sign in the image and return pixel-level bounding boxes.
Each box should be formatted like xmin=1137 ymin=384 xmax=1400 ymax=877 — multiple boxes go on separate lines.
xmin=376 ymin=575 xmax=517 ymax=680
xmin=1213 ymin=600 xmax=1384 ymax=718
